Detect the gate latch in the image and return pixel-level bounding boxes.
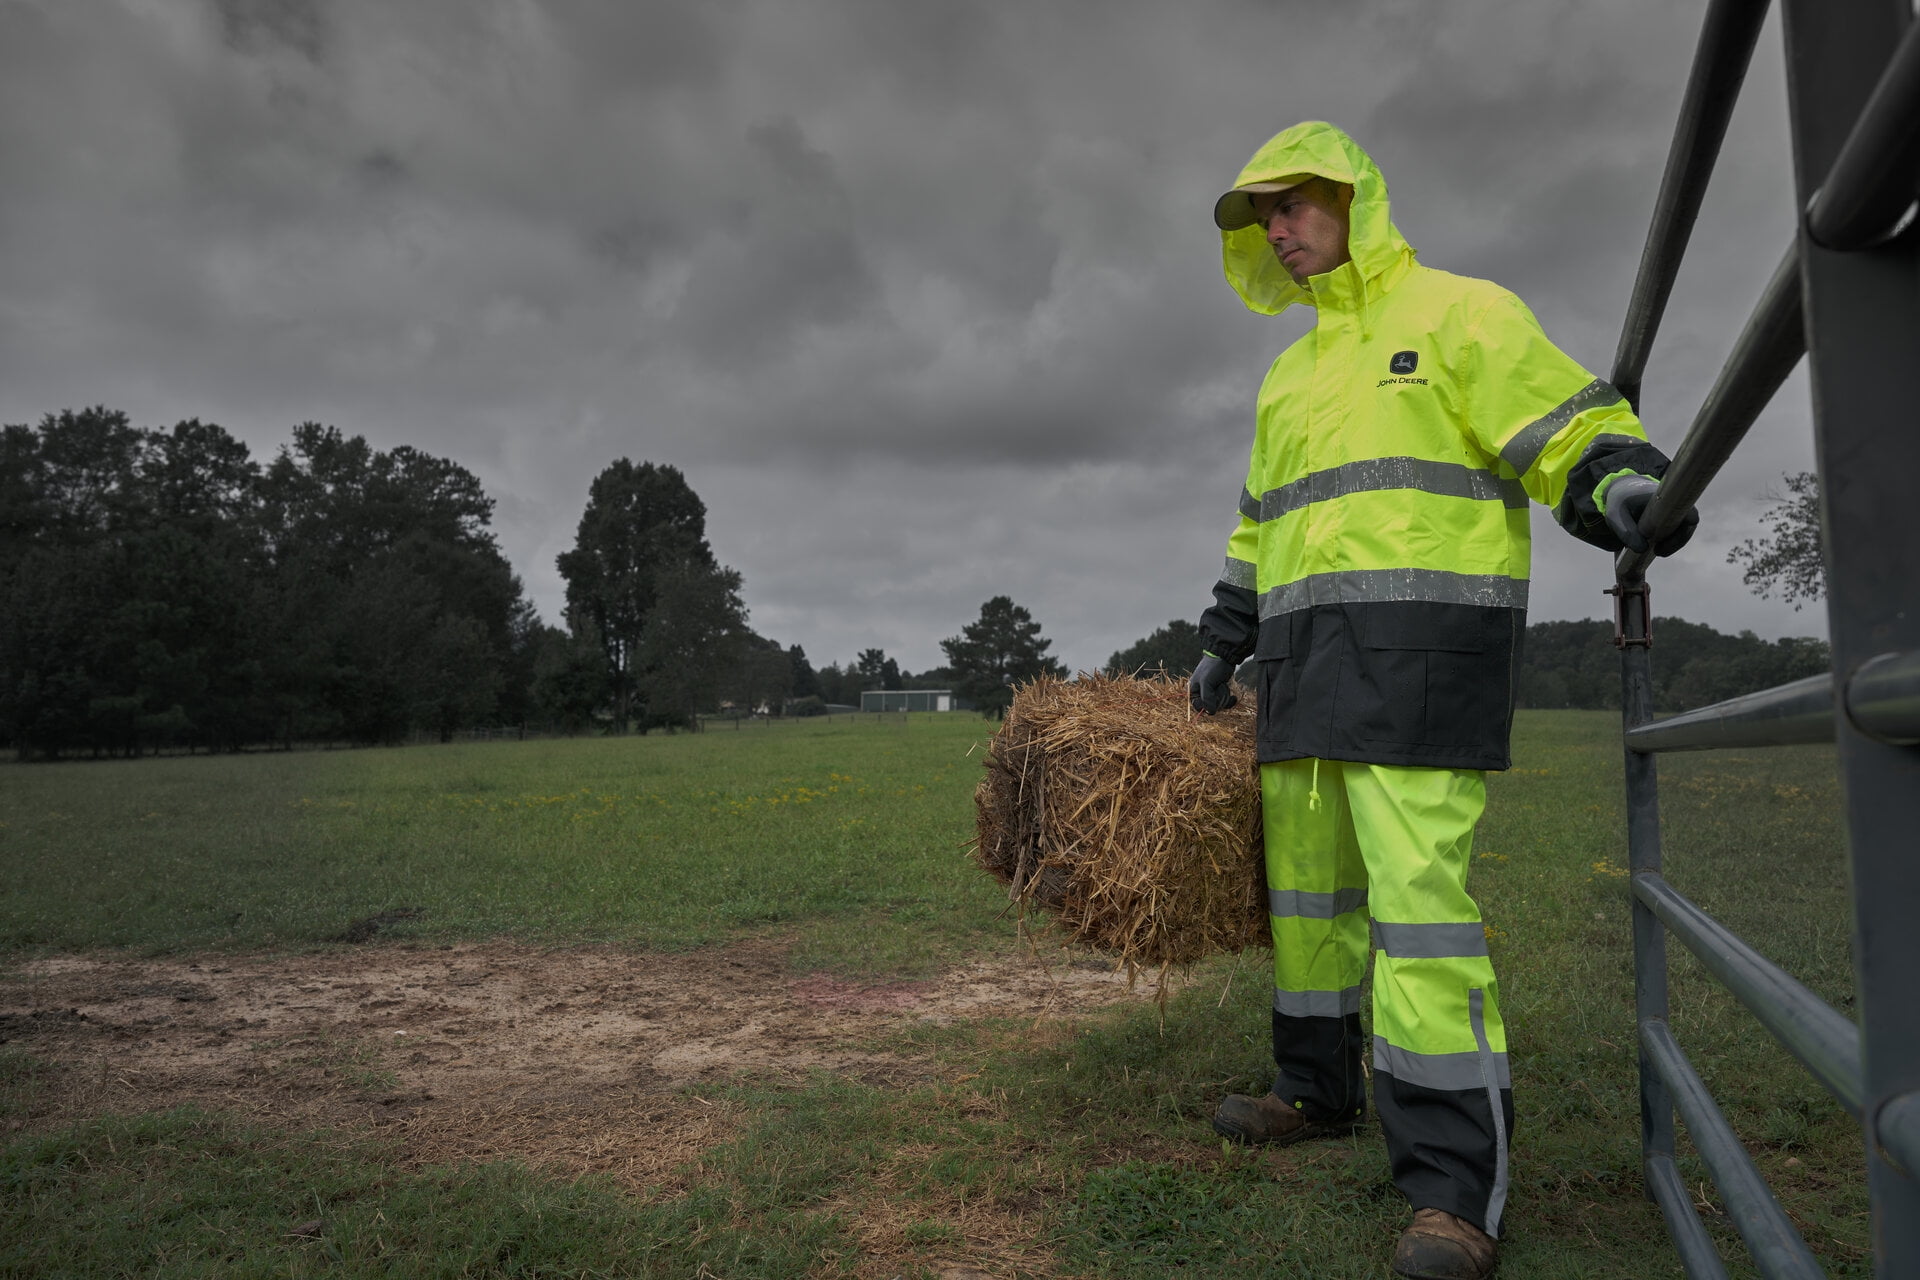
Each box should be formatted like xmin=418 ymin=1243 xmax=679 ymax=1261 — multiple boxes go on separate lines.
xmin=1606 ymin=580 xmax=1653 ymax=650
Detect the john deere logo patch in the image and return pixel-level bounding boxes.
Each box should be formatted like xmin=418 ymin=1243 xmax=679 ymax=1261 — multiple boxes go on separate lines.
xmin=1376 ymin=349 xmax=1430 ymax=389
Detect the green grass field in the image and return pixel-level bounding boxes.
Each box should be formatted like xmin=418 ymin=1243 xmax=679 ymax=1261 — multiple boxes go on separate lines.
xmin=0 ymin=711 xmax=1869 ymax=1278
xmin=0 ymin=715 xmax=1005 ymax=973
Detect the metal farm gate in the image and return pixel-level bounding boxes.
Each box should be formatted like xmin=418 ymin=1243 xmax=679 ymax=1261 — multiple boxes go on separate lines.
xmin=1598 ymin=0 xmax=1920 ymax=1274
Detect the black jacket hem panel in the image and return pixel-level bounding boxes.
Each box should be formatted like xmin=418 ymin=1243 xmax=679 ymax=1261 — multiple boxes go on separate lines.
xmin=1251 ymin=601 xmax=1522 ymax=771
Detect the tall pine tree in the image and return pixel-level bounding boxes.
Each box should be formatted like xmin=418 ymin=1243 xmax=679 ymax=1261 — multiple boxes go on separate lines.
xmin=556 ymin=460 xmax=748 ymax=731
xmin=941 ymin=596 xmax=1067 ymax=717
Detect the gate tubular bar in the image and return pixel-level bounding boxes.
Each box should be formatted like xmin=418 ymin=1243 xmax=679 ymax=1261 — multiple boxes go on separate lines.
xmin=1624 ymin=673 xmax=1832 ymax=752
xmin=1804 ymin=18 xmax=1920 ymax=250
xmin=1613 ymin=0 xmax=1776 ymax=410
xmin=1879 ymin=1093 xmax=1920 ymax=1180
xmin=1633 ymin=871 xmax=1863 ymax=1117
xmin=1645 ymin=1153 xmax=1736 ymax=1280
xmin=1617 ymin=244 xmax=1806 ymax=580
xmin=1641 ymin=1019 xmax=1829 ymax=1278
xmin=1624 ymin=649 xmax=1920 ymax=754
xmin=1843 ymin=650 xmax=1920 ymax=746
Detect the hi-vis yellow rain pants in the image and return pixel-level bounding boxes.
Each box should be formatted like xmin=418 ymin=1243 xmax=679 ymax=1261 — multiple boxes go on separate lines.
xmin=1262 ymin=757 xmax=1513 ymax=1237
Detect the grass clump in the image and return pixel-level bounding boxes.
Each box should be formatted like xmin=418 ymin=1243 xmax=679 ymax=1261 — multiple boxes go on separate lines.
xmin=1073 ymin=1161 xmax=1285 ymax=1267
xmin=0 ymin=1107 xmax=849 ymax=1280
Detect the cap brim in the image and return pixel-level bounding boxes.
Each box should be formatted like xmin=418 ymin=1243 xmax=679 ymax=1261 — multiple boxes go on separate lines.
xmin=1212 ymin=176 xmax=1312 ymax=231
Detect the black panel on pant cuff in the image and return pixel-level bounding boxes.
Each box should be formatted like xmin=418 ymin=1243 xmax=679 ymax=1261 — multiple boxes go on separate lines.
xmin=1375 ymin=1072 xmax=1514 ymax=1236
xmin=1271 ymin=1010 xmax=1366 ymax=1123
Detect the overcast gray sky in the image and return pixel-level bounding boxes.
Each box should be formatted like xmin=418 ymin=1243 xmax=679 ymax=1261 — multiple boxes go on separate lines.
xmin=1 ymin=0 xmax=1825 ymax=676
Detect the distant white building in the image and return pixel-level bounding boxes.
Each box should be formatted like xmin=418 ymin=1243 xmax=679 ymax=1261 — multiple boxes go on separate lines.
xmin=859 ymin=689 xmax=969 ymax=712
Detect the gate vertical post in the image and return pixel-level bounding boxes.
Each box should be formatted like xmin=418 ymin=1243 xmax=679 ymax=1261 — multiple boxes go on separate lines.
xmin=1780 ymin=0 xmax=1920 ymax=1271
xmin=1616 ymin=578 xmax=1677 ymax=1192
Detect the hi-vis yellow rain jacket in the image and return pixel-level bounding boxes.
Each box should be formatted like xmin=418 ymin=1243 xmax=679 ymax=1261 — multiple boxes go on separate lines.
xmin=1199 ymin=122 xmax=1673 ymax=770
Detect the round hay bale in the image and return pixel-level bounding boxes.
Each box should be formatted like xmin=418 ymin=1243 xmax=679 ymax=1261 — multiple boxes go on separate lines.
xmin=970 ymin=673 xmax=1268 ymax=967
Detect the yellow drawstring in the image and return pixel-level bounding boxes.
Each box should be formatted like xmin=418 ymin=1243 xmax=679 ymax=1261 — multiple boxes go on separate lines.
xmin=1308 ymin=757 xmax=1323 ymax=812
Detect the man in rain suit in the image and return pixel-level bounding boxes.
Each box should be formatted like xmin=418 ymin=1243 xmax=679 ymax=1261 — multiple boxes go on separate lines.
xmin=1189 ymin=121 xmax=1696 ymax=1279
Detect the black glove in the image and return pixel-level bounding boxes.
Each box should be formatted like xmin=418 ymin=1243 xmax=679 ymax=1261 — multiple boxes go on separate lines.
xmin=1602 ymin=474 xmax=1698 ymax=556
xmin=1189 ymin=653 xmax=1238 ymax=714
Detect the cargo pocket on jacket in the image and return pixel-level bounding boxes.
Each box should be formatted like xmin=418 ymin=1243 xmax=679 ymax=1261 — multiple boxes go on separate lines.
xmin=1422 ymin=609 xmax=1507 ymax=749
xmin=1357 ymin=607 xmax=1497 ymax=750
xmin=1255 ymin=656 xmax=1298 ymax=758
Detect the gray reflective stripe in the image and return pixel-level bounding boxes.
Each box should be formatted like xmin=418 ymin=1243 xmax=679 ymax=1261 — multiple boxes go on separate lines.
xmin=1470 ymin=988 xmax=1510 ymax=1237
xmin=1253 ymin=457 xmax=1526 ymax=522
xmin=1257 ymin=569 xmax=1528 ymax=618
xmin=1220 ymin=556 xmax=1257 ymax=589
xmin=1269 ymin=887 xmax=1369 ymax=919
xmin=1498 ymin=379 xmax=1623 ymax=475
xmin=1274 ymin=985 xmax=1363 ymax=1018
xmin=1372 ymin=920 xmax=1490 ymax=959
xmin=1239 ymin=487 xmax=1262 ymax=521
xmin=1372 ymin=1036 xmax=1512 ymax=1091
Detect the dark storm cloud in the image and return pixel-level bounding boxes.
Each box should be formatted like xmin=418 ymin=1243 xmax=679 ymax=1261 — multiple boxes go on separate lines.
xmin=668 ymin=116 xmax=884 ymax=363
xmin=214 ymin=0 xmax=325 ymax=62
xmin=543 ymin=0 xmax=731 ymax=96
xmin=0 ymin=0 xmax=1831 ymax=673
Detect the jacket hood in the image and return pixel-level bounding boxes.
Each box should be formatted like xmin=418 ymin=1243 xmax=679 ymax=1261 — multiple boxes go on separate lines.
xmin=1220 ymin=121 xmax=1415 ymax=315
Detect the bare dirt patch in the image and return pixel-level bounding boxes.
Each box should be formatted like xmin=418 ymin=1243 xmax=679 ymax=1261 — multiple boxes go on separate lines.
xmin=0 ymin=938 xmax=1174 ymax=1194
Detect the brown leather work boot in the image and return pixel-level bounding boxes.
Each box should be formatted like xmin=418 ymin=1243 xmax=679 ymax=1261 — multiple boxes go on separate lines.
xmin=1209 ymin=1091 xmax=1360 ymax=1146
xmin=1391 ymin=1208 xmax=1498 ymax=1279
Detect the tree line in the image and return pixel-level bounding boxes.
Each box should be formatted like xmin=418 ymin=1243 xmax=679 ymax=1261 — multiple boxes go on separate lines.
xmin=2 ymin=409 xmax=540 ymax=759
xmin=0 ymin=409 xmax=1075 ymax=757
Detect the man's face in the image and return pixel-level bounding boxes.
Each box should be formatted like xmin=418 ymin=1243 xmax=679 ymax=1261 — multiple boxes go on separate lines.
xmin=1251 ymin=180 xmax=1353 ymax=287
